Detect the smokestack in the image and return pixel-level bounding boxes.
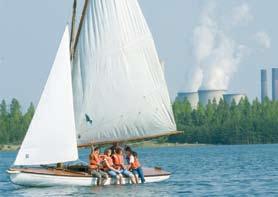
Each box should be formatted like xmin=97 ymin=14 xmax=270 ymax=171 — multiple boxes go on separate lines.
xmin=272 ymin=68 xmax=278 ymax=101
xmin=261 ymin=69 xmax=268 ymax=101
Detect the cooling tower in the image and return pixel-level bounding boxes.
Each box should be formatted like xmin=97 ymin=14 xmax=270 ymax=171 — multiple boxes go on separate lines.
xmin=175 ymin=92 xmax=199 ymax=109
xmin=272 ymin=68 xmax=278 ymax=101
xmin=223 ymin=94 xmax=246 ymax=105
xmin=261 ymin=69 xmax=268 ymax=101
xmin=198 ymin=89 xmax=226 ymax=106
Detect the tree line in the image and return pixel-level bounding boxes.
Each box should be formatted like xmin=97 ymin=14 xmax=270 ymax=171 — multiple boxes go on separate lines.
xmin=0 ymin=99 xmax=34 ymax=144
xmin=1 ymin=97 xmax=278 ymax=145
xmin=169 ymin=97 xmax=278 ymax=145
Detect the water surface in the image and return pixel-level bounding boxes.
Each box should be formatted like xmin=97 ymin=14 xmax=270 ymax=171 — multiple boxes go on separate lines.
xmin=1 ymin=144 xmax=278 ymax=196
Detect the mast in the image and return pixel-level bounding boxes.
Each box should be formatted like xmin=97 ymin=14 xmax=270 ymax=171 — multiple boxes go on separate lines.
xmin=70 ymin=0 xmax=77 ymax=58
xmin=71 ymin=0 xmax=89 ymax=59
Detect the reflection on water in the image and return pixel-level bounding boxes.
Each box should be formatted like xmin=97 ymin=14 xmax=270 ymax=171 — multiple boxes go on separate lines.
xmin=2 ymin=145 xmax=278 ymax=196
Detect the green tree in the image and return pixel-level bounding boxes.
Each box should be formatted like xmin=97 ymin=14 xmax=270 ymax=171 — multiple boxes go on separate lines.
xmin=170 ymin=96 xmax=278 ymax=145
xmin=9 ymin=98 xmax=23 ymax=143
xmin=0 ymin=100 xmax=9 ymax=144
xmin=22 ymin=102 xmax=35 ymax=139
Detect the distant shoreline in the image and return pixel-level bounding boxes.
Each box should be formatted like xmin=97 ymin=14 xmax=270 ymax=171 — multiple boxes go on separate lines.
xmin=0 ymin=142 xmax=207 ymax=152
xmin=0 ymin=144 xmax=20 ymax=152
xmin=131 ymin=141 xmax=208 ymax=148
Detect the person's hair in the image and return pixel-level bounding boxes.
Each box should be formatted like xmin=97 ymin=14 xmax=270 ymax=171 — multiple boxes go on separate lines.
xmin=93 ymin=147 xmax=100 ymax=151
xmin=104 ymin=148 xmax=111 ymax=154
xmin=125 ymin=146 xmax=132 ymax=152
xmin=132 ymin=151 xmax=138 ymax=157
xmin=115 ymin=147 xmax=122 ymax=154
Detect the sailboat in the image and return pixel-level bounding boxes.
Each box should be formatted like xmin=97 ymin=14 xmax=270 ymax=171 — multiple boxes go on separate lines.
xmin=7 ymin=0 xmax=179 ymax=187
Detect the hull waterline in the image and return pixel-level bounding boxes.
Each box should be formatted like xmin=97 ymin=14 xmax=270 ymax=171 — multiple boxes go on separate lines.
xmin=7 ymin=167 xmax=170 ymax=187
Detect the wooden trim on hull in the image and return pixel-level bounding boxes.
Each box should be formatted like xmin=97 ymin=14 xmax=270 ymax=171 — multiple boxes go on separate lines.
xmin=78 ymin=130 xmax=183 ymax=148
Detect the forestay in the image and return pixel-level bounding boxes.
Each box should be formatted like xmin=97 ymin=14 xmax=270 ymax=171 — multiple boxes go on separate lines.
xmin=72 ymin=0 xmax=177 ymax=146
xmin=14 ymin=26 xmax=78 ymax=165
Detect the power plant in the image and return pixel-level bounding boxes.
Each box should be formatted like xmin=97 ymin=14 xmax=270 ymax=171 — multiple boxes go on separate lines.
xmin=261 ymin=69 xmax=268 ymax=101
xmin=272 ymin=68 xmax=278 ymax=101
xmin=176 ymin=68 xmax=278 ymax=106
xmin=223 ymin=94 xmax=246 ymax=105
xmin=198 ymin=89 xmax=226 ymax=106
xmin=260 ymin=68 xmax=278 ymax=101
xmin=175 ymin=92 xmax=199 ymax=109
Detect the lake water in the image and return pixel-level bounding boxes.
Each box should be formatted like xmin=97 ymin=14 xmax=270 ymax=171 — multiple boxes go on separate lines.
xmin=1 ymin=144 xmax=278 ymax=196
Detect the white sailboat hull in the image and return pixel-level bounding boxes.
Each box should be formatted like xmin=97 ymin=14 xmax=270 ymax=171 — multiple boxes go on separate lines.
xmin=7 ymin=167 xmax=170 ymax=187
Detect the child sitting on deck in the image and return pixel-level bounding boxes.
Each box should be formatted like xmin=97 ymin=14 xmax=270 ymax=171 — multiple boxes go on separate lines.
xmin=125 ymin=147 xmax=145 ymax=183
xmin=102 ymin=149 xmax=123 ymax=185
xmin=112 ymin=147 xmax=136 ymax=184
xmin=88 ymin=146 xmax=108 ymax=186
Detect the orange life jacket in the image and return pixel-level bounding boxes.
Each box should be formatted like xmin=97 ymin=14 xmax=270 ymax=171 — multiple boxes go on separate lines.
xmin=102 ymin=155 xmax=114 ymax=171
xmin=131 ymin=157 xmax=141 ymax=169
xmin=99 ymin=154 xmax=106 ymax=160
xmin=89 ymin=152 xmax=101 ymax=170
xmin=112 ymin=154 xmax=124 ymax=170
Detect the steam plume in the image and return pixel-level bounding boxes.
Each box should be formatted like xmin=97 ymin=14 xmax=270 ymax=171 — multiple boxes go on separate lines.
xmin=189 ymin=2 xmax=248 ymax=91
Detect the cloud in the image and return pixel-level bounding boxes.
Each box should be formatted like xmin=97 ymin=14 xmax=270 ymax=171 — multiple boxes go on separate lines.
xmin=232 ymin=3 xmax=253 ymax=25
xmin=254 ymin=31 xmax=271 ymax=49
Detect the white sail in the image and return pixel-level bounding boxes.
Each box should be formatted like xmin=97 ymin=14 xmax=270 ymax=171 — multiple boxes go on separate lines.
xmin=72 ymin=0 xmax=177 ymax=146
xmin=14 ymin=26 xmax=78 ymax=165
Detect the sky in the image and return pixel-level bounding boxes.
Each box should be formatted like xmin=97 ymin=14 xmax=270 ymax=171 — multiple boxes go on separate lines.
xmin=0 ymin=0 xmax=277 ymax=111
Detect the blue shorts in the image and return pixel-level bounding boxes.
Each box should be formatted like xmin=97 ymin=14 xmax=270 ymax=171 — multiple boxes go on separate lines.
xmin=119 ymin=169 xmax=134 ymax=178
xmin=107 ymin=170 xmax=118 ymax=178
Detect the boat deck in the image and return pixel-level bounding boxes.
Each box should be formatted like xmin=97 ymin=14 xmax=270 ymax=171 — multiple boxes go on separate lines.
xmin=9 ymin=167 xmax=170 ymax=178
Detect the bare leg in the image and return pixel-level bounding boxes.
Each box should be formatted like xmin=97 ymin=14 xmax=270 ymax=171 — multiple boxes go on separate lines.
xmin=130 ymin=175 xmax=136 ymax=184
xmin=90 ymin=169 xmax=101 ymax=186
xmin=116 ymin=175 xmax=120 ymax=185
xmin=135 ymin=174 xmax=139 ymax=184
xmin=100 ymin=171 xmax=108 ymax=185
xmin=119 ymin=174 xmax=123 ymax=185
xmin=132 ymin=171 xmax=139 ymax=184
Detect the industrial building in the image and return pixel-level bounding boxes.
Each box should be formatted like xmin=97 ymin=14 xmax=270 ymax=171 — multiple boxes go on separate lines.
xmin=261 ymin=69 xmax=268 ymax=101
xmin=175 ymin=92 xmax=199 ymax=109
xmin=198 ymin=89 xmax=226 ymax=106
xmin=272 ymin=68 xmax=278 ymax=101
xmin=223 ymin=94 xmax=246 ymax=105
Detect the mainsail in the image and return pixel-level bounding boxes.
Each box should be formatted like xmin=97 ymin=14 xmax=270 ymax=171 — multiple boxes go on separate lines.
xmin=14 ymin=26 xmax=78 ymax=165
xmin=72 ymin=0 xmax=177 ymax=146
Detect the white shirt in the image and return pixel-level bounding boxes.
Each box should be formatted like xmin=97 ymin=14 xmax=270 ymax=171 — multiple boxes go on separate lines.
xmin=129 ymin=155 xmax=135 ymax=164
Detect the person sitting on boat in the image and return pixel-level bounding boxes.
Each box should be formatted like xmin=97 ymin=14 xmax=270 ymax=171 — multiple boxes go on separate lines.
xmin=102 ymin=148 xmax=123 ymax=185
xmin=112 ymin=147 xmax=136 ymax=184
xmin=125 ymin=147 xmax=145 ymax=183
xmin=89 ymin=146 xmax=108 ymax=186
xmin=110 ymin=142 xmax=122 ymax=155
